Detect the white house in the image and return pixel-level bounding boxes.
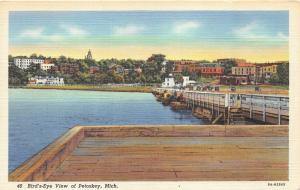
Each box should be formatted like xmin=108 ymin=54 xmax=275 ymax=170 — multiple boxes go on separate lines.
xmin=28 ymin=76 xmax=64 ymax=86
xmin=162 ymin=74 xmax=175 ymax=88
xmin=14 ymin=58 xmax=44 ymax=69
xmin=40 ymin=63 xmax=55 ymax=71
xmin=182 ymin=76 xmax=196 ymax=87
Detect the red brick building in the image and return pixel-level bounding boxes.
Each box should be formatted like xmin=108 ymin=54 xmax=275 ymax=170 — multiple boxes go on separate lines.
xmin=174 ymin=60 xmax=197 ymax=73
xmin=199 ymin=67 xmax=224 ymax=77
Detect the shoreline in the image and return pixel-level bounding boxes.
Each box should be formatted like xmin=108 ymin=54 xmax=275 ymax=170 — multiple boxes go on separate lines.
xmin=9 ymin=84 xmax=289 ymax=95
xmin=9 ymin=85 xmax=154 ymax=93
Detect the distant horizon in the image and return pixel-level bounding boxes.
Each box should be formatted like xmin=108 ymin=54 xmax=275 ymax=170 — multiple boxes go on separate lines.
xmin=10 ymin=11 xmax=288 ymax=62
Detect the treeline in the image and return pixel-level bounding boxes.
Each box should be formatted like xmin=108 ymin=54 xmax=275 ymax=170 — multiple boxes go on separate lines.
xmin=8 ymin=54 xmax=173 ymax=86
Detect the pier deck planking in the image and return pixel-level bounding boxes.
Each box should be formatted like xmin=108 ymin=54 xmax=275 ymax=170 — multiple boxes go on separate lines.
xmin=48 ymin=136 xmax=287 ymax=181
xmin=9 ymin=125 xmax=288 ymax=181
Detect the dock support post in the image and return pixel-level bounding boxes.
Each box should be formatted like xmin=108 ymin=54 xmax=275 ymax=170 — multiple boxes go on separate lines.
xmin=263 ymin=96 xmax=266 ymax=122
xmin=218 ymin=95 xmax=220 ymax=116
xmin=192 ymin=92 xmax=195 ymax=110
xmin=250 ymin=95 xmax=252 ymax=119
xmin=278 ymin=98 xmax=281 ymax=125
xmin=212 ymin=94 xmax=214 ymax=118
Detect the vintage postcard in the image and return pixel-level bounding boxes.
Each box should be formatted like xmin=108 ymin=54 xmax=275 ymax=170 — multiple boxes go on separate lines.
xmin=0 ymin=1 xmax=299 ymax=190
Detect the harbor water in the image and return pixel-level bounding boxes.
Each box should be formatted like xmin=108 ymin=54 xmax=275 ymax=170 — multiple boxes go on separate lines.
xmin=9 ymin=88 xmax=206 ymax=171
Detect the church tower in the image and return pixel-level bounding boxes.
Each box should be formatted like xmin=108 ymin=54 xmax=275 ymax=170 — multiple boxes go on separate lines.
xmin=85 ymin=49 xmax=93 ymax=60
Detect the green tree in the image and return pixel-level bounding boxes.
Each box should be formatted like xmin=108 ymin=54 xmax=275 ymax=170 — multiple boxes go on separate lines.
xmin=269 ymin=74 xmax=280 ymax=84
xmin=147 ymin=54 xmax=166 ymax=64
xmin=182 ymin=67 xmax=190 ymax=76
xmin=58 ymin=55 xmax=67 ymax=65
xmin=8 ymin=55 xmax=13 ymax=63
xmin=8 ymin=64 xmax=27 ymax=85
xmin=29 ymin=53 xmax=38 ymax=59
xmin=277 ymin=63 xmax=289 ymax=85
xmin=113 ymin=74 xmax=124 ymax=83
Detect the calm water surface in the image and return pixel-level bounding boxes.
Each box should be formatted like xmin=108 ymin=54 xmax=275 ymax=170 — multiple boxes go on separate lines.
xmin=9 ymin=88 xmax=205 ymax=171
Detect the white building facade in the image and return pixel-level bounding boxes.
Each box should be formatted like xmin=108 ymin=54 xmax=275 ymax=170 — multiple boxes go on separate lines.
xmin=14 ymin=58 xmax=44 ymax=69
xmin=40 ymin=63 xmax=55 ymax=71
xmin=28 ymin=76 xmax=64 ymax=86
xmin=162 ymin=77 xmax=175 ymax=88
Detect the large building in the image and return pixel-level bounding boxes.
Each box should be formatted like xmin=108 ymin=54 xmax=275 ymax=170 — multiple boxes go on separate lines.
xmin=231 ymin=62 xmax=280 ymax=83
xmin=259 ymin=64 xmax=278 ymax=79
xmin=199 ymin=66 xmax=224 ymax=77
xmin=173 ymin=60 xmax=197 ymax=73
xmin=231 ymin=66 xmax=256 ymax=76
xmin=14 ymin=58 xmax=44 ymax=69
xmin=28 ymin=76 xmax=64 ymax=86
xmin=40 ymin=63 xmax=55 ymax=71
xmin=173 ymin=61 xmax=225 ymax=78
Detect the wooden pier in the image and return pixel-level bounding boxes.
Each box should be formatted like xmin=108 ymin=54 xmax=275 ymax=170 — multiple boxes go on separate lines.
xmin=9 ymin=125 xmax=288 ymax=181
xmin=155 ymin=88 xmax=289 ymax=124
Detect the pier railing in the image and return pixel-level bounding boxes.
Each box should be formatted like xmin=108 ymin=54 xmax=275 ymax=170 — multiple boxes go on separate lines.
xmin=155 ymin=88 xmax=289 ymax=124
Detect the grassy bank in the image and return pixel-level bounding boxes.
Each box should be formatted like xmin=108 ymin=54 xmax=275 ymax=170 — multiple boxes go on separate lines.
xmin=21 ymin=85 xmax=154 ymax=93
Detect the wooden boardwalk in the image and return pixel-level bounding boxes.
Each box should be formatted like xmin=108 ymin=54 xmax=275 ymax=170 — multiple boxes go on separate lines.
xmin=9 ymin=125 xmax=288 ymax=181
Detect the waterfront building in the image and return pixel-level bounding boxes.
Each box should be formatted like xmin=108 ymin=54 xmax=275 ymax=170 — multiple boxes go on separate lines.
xmin=231 ymin=62 xmax=279 ymax=83
xmin=259 ymin=64 xmax=278 ymax=79
xmin=85 ymin=49 xmax=93 ymax=60
xmin=14 ymin=58 xmax=44 ymax=69
xmin=162 ymin=74 xmax=175 ymax=88
xmin=28 ymin=76 xmax=64 ymax=86
xmin=182 ymin=76 xmax=196 ymax=87
xmin=231 ymin=66 xmax=256 ymax=76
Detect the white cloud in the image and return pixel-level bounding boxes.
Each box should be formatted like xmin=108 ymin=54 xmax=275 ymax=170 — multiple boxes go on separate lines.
xmin=234 ymin=21 xmax=259 ymax=38
xmin=234 ymin=21 xmax=288 ymax=41
xmin=174 ymin=21 xmax=201 ymax=34
xmin=18 ymin=24 xmax=88 ymax=42
xmin=59 ymin=24 xmax=87 ymax=36
xmin=18 ymin=27 xmax=64 ymax=41
xmin=113 ymin=25 xmax=145 ymax=36
xmin=277 ymin=32 xmax=288 ymax=41
xmin=19 ymin=27 xmax=44 ymax=38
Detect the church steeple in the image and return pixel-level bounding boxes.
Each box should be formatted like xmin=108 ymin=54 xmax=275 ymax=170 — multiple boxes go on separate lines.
xmin=85 ymin=49 xmax=93 ymax=60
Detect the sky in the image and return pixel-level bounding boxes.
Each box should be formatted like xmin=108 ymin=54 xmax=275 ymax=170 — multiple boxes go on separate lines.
xmin=9 ymin=11 xmax=288 ymax=62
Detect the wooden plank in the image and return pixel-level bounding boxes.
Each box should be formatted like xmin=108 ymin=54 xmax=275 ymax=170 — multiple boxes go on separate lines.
xmin=9 ymin=126 xmax=85 ymax=181
xmin=47 ymin=136 xmax=288 ymax=181
xmin=10 ymin=125 xmax=289 ymax=181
